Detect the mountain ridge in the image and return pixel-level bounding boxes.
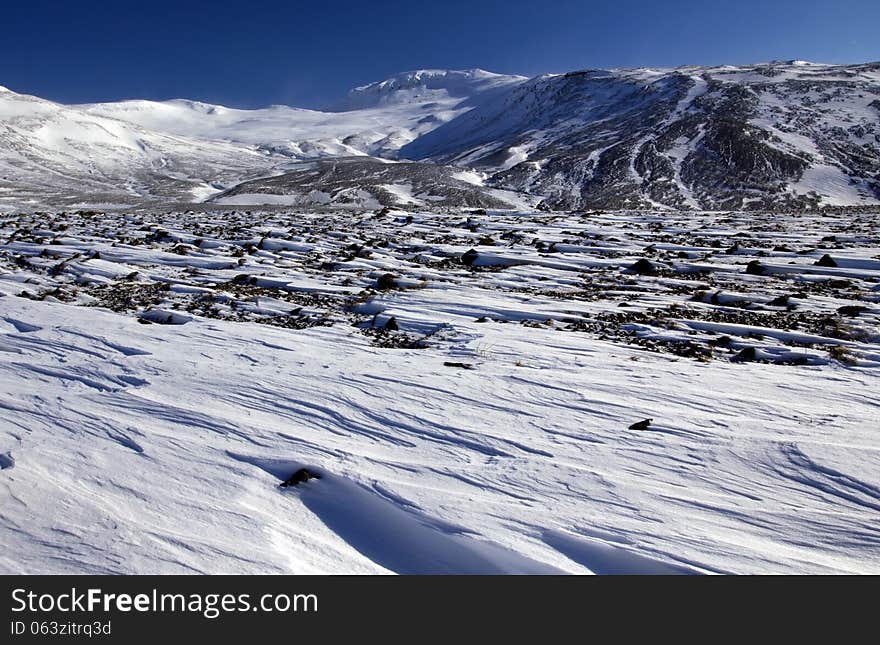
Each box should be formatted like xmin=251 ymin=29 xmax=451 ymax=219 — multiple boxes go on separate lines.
xmin=399 ymin=61 xmax=880 ymax=210
xmin=2 ymin=61 xmax=879 ymax=211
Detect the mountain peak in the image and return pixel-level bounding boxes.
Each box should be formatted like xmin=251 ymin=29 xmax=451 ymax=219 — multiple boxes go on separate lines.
xmin=352 ymin=68 xmax=516 ymax=89
xmin=331 ymin=68 xmax=527 ymax=112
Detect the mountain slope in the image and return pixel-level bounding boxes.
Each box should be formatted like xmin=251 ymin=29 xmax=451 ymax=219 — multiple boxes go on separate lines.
xmin=79 ymin=69 xmax=527 ymax=161
xmin=0 ymin=87 xmax=282 ymax=209
xmin=79 ymin=95 xmax=447 ymax=160
xmin=400 ymin=61 xmax=880 ymax=210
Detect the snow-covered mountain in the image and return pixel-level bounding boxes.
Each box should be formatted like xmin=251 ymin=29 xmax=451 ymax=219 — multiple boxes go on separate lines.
xmin=331 ymin=68 xmax=527 ymax=111
xmin=0 ymin=86 xmax=282 ymax=208
xmin=1 ymin=61 xmax=879 ymax=211
xmin=401 ymin=61 xmax=880 ymax=210
xmin=0 ymin=70 xmax=526 ymax=210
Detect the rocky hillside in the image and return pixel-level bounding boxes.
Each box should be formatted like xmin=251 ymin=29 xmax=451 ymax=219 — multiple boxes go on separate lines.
xmin=400 ymin=61 xmax=880 ymax=210
xmin=210 ymin=157 xmax=525 ymax=209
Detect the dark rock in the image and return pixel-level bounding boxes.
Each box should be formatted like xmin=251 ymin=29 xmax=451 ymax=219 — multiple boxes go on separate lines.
xmin=745 ymin=260 xmax=765 ymax=275
xmin=461 ymin=249 xmax=479 ymax=266
xmin=376 ymin=273 xmax=397 ymax=290
xmin=443 ymin=361 xmax=474 ymax=369
xmin=768 ymin=295 xmax=791 ymax=307
xmin=837 ymin=305 xmax=868 ymax=317
xmin=629 ymin=258 xmax=658 ymax=274
xmin=232 ymin=274 xmax=256 ymax=285
xmin=384 ymin=316 xmax=399 ymax=331
xmin=280 ymin=468 xmax=321 ymax=488
xmin=628 ymin=418 xmax=653 ymax=430
xmin=815 ymin=254 xmax=838 ymax=267
xmin=731 ymin=347 xmax=758 ymax=362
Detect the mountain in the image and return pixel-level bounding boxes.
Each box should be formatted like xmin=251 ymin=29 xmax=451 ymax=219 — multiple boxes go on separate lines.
xmin=2 ymin=62 xmax=879 ymax=211
xmin=331 ymin=68 xmax=527 ymax=111
xmin=0 ymin=86 xmax=282 ymax=209
xmin=400 ymin=61 xmax=880 ymax=210
xmin=76 ymin=69 xmax=527 ymax=163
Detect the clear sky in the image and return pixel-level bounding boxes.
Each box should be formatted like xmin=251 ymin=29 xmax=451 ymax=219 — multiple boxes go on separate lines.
xmin=2 ymin=0 xmax=877 ymax=108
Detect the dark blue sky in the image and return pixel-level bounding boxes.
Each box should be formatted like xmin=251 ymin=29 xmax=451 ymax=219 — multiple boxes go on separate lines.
xmin=3 ymin=0 xmax=877 ymax=109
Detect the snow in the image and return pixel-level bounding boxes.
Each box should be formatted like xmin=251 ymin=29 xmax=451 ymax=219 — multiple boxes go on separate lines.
xmin=793 ymin=165 xmax=873 ymax=206
xmin=212 ymin=192 xmax=312 ymax=206
xmin=189 ymin=182 xmax=226 ymax=202
xmin=379 ymin=183 xmax=420 ymax=206
xmin=1 ymin=207 xmax=879 ymax=574
xmin=451 ymin=170 xmax=485 ymax=186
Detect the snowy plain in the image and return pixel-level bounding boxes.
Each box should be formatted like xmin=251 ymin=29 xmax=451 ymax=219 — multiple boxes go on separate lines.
xmin=1 ymin=207 xmax=878 ymax=574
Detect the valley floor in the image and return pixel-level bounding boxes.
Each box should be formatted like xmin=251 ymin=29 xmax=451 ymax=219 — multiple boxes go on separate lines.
xmin=1 ymin=207 xmax=878 ymax=574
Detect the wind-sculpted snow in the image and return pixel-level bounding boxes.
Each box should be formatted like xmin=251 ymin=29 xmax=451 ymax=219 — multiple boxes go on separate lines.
xmin=0 ymin=207 xmax=878 ymax=574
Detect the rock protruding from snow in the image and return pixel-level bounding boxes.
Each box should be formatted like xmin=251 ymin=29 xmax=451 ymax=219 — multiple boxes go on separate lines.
xmin=279 ymin=468 xmax=322 ymax=487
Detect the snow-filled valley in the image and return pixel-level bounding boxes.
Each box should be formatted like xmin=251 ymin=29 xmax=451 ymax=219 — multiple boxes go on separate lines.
xmin=1 ymin=206 xmax=878 ymax=574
